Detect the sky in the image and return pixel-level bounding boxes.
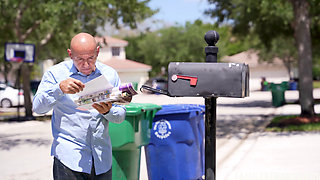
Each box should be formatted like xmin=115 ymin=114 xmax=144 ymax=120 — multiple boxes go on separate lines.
xmin=148 ymin=0 xmax=212 ymax=26
xmin=98 ymin=0 xmax=213 ymax=36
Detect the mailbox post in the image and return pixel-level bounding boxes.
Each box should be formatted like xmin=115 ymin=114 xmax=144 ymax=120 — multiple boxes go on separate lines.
xmin=204 ymin=30 xmax=219 ymax=180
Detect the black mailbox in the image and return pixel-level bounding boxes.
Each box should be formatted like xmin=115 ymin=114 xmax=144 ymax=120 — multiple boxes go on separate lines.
xmin=167 ymin=62 xmax=249 ymax=98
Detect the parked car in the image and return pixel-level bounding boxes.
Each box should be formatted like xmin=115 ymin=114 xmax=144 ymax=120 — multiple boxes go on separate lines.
xmin=0 ymin=85 xmax=24 ymax=108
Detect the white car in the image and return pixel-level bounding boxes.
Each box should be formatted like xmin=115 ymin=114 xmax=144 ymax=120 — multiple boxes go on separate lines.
xmin=0 ymin=84 xmax=24 ymax=108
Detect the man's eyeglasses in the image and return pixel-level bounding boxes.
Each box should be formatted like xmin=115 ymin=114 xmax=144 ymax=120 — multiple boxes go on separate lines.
xmin=73 ymin=55 xmax=96 ymax=64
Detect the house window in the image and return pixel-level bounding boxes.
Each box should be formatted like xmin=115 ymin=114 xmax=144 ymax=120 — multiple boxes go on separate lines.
xmin=112 ymin=47 xmax=120 ymax=56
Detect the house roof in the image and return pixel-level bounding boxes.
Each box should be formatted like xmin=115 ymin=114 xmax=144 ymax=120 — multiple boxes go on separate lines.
xmin=221 ymin=49 xmax=284 ymax=68
xmin=95 ymin=36 xmax=128 ymax=47
xmin=102 ymin=58 xmax=152 ymax=72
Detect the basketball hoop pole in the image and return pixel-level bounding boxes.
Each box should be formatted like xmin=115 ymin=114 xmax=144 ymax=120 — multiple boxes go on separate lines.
xmin=5 ymin=42 xmax=35 ymax=121
xmin=11 ymin=59 xmax=23 ymax=121
xmin=17 ymin=62 xmax=22 ymax=121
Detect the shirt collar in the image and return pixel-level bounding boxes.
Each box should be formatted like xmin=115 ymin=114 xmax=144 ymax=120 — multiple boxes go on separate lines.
xmin=70 ymin=63 xmax=102 ymax=77
xmin=70 ymin=64 xmax=78 ymax=75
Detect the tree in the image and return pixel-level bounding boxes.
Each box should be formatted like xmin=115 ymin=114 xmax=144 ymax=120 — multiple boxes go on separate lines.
xmin=206 ymin=0 xmax=320 ymax=116
xmin=0 ymin=0 xmax=156 ymax=118
xmin=126 ymin=21 xmax=211 ymax=77
xmin=258 ymin=37 xmax=297 ymax=79
xmin=125 ymin=20 xmax=251 ymax=77
xmin=291 ymin=0 xmax=314 ymax=116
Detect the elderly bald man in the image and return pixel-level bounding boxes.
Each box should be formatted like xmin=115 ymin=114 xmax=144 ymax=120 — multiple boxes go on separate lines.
xmin=33 ymin=32 xmax=127 ymax=179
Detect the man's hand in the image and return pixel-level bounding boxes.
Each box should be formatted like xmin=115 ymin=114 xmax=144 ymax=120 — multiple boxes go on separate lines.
xmin=59 ymin=78 xmax=85 ymax=94
xmin=92 ymin=102 xmax=112 ymax=114
xmin=122 ymin=95 xmax=132 ymax=103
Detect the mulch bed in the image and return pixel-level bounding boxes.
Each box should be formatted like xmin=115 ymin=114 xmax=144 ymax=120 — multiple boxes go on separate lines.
xmin=267 ymin=98 xmax=320 ymax=129
xmin=268 ymin=116 xmax=320 ymax=128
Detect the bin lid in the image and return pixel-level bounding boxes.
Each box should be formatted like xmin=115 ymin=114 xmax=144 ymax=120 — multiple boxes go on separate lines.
xmin=125 ymin=103 xmax=162 ymax=116
xmin=155 ymin=104 xmax=205 ymax=116
xmin=127 ymin=103 xmax=162 ymax=112
xmin=270 ymin=82 xmax=288 ymax=90
xmin=125 ymin=104 xmax=143 ymax=116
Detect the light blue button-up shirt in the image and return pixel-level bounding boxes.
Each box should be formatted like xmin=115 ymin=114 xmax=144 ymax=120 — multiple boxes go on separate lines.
xmin=33 ymin=60 xmax=126 ymax=175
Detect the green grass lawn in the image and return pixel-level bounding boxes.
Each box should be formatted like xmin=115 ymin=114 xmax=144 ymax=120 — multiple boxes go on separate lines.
xmin=314 ymin=81 xmax=320 ymax=89
xmin=266 ymin=122 xmax=320 ymax=132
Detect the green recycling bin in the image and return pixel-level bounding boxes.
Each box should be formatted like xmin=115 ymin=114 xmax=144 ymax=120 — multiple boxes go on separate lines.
xmin=109 ymin=103 xmax=162 ymax=180
xmin=270 ymin=83 xmax=288 ymax=107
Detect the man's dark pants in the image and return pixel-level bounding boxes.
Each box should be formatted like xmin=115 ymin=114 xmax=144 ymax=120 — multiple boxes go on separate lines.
xmin=53 ymin=157 xmax=112 ymax=180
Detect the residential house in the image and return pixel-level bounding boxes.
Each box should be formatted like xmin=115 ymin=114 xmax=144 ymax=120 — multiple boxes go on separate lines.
xmin=222 ymin=50 xmax=293 ymax=91
xmin=94 ymin=36 xmax=151 ymax=89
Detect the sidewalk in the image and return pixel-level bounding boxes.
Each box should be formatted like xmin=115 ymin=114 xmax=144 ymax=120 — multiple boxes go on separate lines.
xmin=220 ymin=132 xmax=320 ymax=180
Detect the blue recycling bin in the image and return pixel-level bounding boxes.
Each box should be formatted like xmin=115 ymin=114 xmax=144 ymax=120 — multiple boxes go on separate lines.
xmin=289 ymin=81 xmax=298 ymax=90
xmin=145 ymin=104 xmax=205 ymax=180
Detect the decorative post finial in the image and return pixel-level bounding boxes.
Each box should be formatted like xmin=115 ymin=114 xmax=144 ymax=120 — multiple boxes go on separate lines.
xmin=204 ymin=30 xmax=219 ymax=63
xmin=205 ymin=30 xmax=220 ymax=46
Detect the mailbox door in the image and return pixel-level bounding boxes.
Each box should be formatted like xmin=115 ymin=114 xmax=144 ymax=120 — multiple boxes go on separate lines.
xmin=168 ymin=62 xmax=249 ymax=98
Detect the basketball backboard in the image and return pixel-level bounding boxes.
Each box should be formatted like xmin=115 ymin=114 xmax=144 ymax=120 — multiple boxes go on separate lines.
xmin=5 ymin=43 xmax=35 ymax=63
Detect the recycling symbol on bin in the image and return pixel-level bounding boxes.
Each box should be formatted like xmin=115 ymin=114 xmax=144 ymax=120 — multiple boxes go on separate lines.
xmin=154 ymin=119 xmax=172 ymax=139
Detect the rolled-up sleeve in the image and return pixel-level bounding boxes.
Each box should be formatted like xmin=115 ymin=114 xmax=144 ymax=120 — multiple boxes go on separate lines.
xmin=102 ymin=104 xmax=126 ymax=124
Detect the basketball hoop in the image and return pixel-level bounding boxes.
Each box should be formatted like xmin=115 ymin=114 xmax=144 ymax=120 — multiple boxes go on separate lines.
xmin=4 ymin=42 xmax=35 ymax=85
xmin=5 ymin=43 xmax=35 ymax=63
xmin=9 ymin=57 xmax=24 ymax=71
xmin=10 ymin=57 xmax=24 ymax=63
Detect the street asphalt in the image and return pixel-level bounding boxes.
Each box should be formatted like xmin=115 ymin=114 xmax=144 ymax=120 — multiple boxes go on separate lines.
xmin=0 ymin=89 xmax=319 ymax=180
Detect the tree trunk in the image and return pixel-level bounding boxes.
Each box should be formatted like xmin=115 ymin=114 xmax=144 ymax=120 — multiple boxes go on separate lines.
xmin=291 ymin=0 xmax=314 ymax=116
xmin=21 ymin=63 xmax=33 ymax=118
